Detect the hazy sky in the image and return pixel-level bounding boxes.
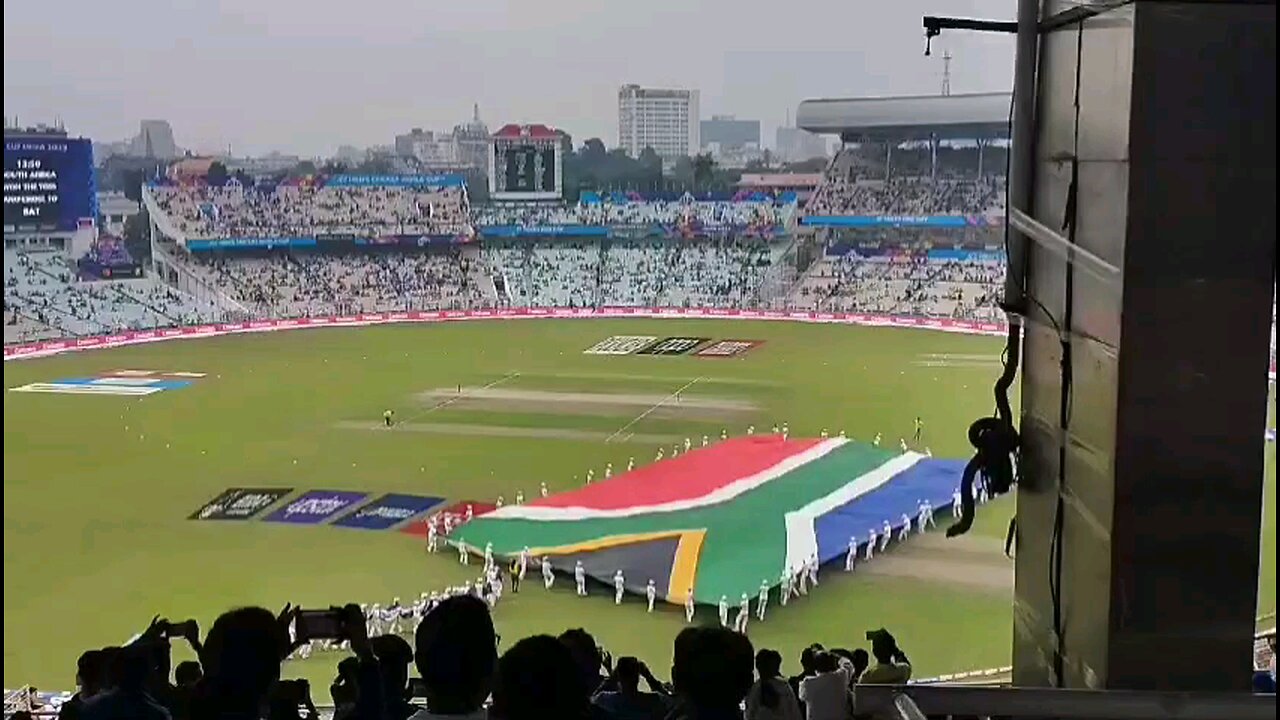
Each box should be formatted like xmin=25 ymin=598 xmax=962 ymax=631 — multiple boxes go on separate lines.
xmin=4 ymin=0 xmax=1015 ymax=157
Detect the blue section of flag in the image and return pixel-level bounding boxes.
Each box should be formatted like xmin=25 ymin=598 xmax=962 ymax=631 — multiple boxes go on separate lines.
xmin=332 ymin=493 xmax=445 ymax=530
xmin=813 ymin=458 xmax=965 ymax=562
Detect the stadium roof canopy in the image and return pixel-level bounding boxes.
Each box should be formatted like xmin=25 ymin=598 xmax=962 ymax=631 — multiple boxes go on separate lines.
xmin=796 ymin=92 xmax=1011 ymax=141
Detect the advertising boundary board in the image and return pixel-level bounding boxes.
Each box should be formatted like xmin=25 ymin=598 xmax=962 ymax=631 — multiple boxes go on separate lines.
xmin=5 ymin=308 xmax=1274 ymax=380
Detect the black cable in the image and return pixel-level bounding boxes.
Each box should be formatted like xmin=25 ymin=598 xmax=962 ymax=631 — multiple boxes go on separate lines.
xmin=946 ymin=82 xmax=1022 ymax=539
xmin=1046 ymin=18 xmax=1086 ymax=688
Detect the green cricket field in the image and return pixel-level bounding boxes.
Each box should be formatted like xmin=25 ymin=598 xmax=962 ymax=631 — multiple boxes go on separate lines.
xmin=4 ymin=319 xmax=1274 ymax=690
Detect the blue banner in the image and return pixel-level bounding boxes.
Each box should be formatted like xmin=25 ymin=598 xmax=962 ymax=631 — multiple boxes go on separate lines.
xmin=926 ymin=248 xmax=1006 ymax=261
xmin=324 ymin=173 xmax=466 ymax=188
xmin=800 ymin=215 xmax=994 ymax=228
xmin=186 ymin=238 xmax=317 ymax=251
xmin=479 ymin=224 xmax=610 ymax=238
xmin=186 ymin=234 xmax=466 ymax=251
xmin=332 ymin=493 xmax=445 ymax=530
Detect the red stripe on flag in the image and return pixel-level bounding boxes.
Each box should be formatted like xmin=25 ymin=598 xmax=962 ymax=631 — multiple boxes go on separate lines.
xmin=529 ymin=435 xmax=822 ymax=511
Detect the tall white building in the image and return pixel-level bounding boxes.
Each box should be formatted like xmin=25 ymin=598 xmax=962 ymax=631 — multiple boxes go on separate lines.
xmin=618 ymin=85 xmax=700 ymax=165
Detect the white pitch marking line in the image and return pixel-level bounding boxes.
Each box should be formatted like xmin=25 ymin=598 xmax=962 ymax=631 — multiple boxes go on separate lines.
xmin=604 ymin=376 xmax=704 ymax=444
xmin=398 ymin=371 xmax=522 ymax=425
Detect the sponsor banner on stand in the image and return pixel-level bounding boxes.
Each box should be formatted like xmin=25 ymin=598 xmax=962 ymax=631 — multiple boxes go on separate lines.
xmin=694 ymin=339 xmax=764 ymax=358
xmin=332 ymin=493 xmax=445 ymax=530
xmin=582 ymin=335 xmax=659 ymax=355
xmin=635 ymin=337 xmax=710 ymax=356
xmin=264 ymin=490 xmax=369 ymax=525
xmin=190 ymin=488 xmax=293 ymax=520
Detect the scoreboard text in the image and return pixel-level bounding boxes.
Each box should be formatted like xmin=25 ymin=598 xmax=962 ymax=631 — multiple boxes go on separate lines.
xmin=3 ymin=138 xmax=96 ymax=230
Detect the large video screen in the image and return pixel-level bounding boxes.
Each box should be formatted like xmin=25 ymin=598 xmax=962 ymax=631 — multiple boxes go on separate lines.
xmin=497 ymin=144 xmax=556 ymax=194
xmin=3 ymin=137 xmax=96 ymax=231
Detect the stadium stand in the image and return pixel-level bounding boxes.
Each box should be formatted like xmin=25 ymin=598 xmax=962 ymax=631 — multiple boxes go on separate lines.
xmin=148 ymin=181 xmax=471 ymax=239
xmin=180 ymin=249 xmax=483 ymax=317
xmin=788 ymin=251 xmax=1005 ymax=321
xmin=5 ymin=168 xmax=1006 ymax=346
xmin=804 ymin=151 xmax=1006 ymax=217
xmin=4 ymin=249 xmax=220 ymax=342
xmin=473 ymin=197 xmax=794 ymax=230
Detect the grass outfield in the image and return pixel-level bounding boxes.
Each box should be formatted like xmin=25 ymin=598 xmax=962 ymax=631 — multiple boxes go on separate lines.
xmin=4 ymin=319 xmax=1274 ymax=690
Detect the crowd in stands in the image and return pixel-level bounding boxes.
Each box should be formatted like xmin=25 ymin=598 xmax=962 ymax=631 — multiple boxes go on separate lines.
xmin=473 ymin=200 xmax=793 ymax=230
xmin=187 ymin=250 xmax=483 ymax=317
xmin=484 ymin=241 xmax=600 ymax=308
xmin=804 ymin=151 xmax=1006 ymax=217
xmin=22 ymin=596 xmax=922 ymax=720
xmin=5 ymin=238 xmax=1010 ymax=345
xmin=596 ymin=240 xmax=781 ymax=308
xmin=790 ymin=254 xmax=1005 ymax=322
xmin=480 ymin=239 xmax=782 ymax=309
xmin=149 ymin=184 xmax=471 ymax=239
xmin=4 ymin=250 xmax=221 ymax=343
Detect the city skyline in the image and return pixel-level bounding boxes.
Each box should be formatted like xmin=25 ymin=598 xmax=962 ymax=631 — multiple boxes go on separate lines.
xmin=3 ymin=0 xmax=1015 ymax=157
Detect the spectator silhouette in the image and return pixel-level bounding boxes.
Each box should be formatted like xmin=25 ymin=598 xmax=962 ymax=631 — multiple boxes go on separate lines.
xmin=410 ymin=594 xmax=496 ymax=719
xmin=175 ymin=661 xmax=203 ymax=689
xmin=848 ymin=650 xmax=869 ymax=684
xmin=592 ymin=656 xmax=671 ymax=720
xmin=82 ymin=643 xmax=171 ymax=720
xmin=170 ymin=661 xmax=203 ymax=720
xmin=745 ymin=649 xmax=801 ymax=720
xmin=786 ymin=645 xmax=821 ymax=715
xmin=558 ymin=628 xmax=612 ymax=696
xmin=490 ymin=634 xmax=590 ymax=720
xmin=798 ymin=652 xmax=852 ymax=720
xmin=857 ymin=630 xmax=911 ymax=685
xmin=191 ymin=606 xmax=290 ymax=720
xmin=667 ymin=627 xmax=754 ymax=720
xmin=57 ymin=649 xmax=110 ymax=720
xmin=371 ymin=634 xmax=416 ymax=720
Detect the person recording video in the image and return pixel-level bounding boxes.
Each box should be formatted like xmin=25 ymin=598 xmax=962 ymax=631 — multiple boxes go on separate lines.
xmin=857 ymin=629 xmax=912 ymax=685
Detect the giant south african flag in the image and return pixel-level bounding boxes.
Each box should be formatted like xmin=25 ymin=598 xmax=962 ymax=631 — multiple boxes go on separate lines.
xmin=451 ymin=436 xmax=964 ymax=605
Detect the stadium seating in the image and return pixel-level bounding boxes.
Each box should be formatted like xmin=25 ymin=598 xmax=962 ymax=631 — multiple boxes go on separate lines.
xmin=4 ymin=250 xmax=220 ymax=342
xmin=805 ymin=149 xmax=1006 ymax=217
xmin=789 ymin=253 xmax=1005 ymax=321
xmin=473 ymin=198 xmax=794 ymax=229
xmin=149 ymin=182 xmax=471 ymax=239
xmin=182 ymin=250 xmax=484 ymax=317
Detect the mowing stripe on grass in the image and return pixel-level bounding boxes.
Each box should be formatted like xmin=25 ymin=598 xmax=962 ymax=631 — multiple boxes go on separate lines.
xmin=605 ymin=376 xmax=705 ymax=443
xmin=400 ymin=371 xmax=521 ymax=424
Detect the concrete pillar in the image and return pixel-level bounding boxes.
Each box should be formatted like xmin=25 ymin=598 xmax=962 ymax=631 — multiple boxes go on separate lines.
xmin=1012 ymin=0 xmax=1275 ymax=692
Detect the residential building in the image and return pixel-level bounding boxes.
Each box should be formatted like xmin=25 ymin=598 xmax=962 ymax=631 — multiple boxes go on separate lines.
xmin=618 ymin=84 xmax=700 ymax=165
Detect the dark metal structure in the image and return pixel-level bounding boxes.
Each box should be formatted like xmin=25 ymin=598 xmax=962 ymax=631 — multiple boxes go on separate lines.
xmin=1010 ymin=0 xmax=1275 ymax=693
xmin=799 ymin=0 xmax=1277 ymax=697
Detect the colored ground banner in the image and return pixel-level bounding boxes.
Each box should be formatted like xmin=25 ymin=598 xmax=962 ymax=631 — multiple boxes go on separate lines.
xmin=582 ymin=336 xmax=658 ymax=355
xmin=10 ymin=369 xmax=204 ymax=396
xmin=333 ymin=493 xmax=444 ymax=530
xmin=694 ymin=340 xmax=763 ymax=358
xmin=451 ymin=436 xmax=961 ymax=605
xmin=190 ymin=488 xmax=293 ymax=520
xmin=635 ymin=337 xmax=709 ymax=356
xmin=264 ymin=490 xmax=368 ymax=525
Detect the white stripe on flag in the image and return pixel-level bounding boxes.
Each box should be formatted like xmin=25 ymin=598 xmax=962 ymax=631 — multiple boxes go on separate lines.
xmin=782 ymin=452 xmax=925 ymax=574
xmin=486 ymin=438 xmax=849 ymax=522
